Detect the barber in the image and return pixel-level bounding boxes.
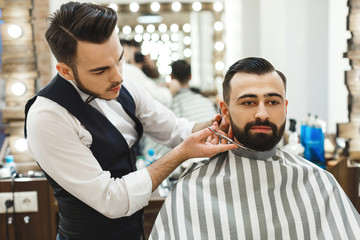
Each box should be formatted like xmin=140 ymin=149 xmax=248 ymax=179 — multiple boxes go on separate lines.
xmin=24 ymin=2 xmax=236 ymax=240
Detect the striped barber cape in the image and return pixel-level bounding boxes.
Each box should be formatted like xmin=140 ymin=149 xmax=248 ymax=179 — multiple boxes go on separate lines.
xmin=149 ymin=147 xmax=360 ymax=240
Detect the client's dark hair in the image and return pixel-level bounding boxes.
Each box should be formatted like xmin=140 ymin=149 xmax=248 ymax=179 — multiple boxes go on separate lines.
xmin=222 ymin=57 xmax=287 ymax=104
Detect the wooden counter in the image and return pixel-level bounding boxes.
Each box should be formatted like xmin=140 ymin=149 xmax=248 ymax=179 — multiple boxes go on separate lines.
xmin=0 ymin=177 xmax=57 ymax=240
xmin=327 ymin=157 xmax=360 ymax=213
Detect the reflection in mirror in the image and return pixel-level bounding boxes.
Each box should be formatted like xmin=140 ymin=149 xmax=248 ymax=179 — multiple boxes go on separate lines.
xmin=112 ymin=2 xmax=224 ymax=94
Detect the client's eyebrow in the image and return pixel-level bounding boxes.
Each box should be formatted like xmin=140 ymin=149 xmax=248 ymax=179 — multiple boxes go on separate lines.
xmin=237 ymin=93 xmax=284 ymax=101
xmin=89 ymin=49 xmax=124 ymax=73
xmin=238 ymin=94 xmax=257 ymax=99
xmin=266 ymin=93 xmax=284 ymax=100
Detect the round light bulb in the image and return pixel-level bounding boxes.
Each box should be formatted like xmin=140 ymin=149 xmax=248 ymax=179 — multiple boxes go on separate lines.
xmin=214 ymin=21 xmax=224 ymax=31
xmin=161 ymin=34 xmax=170 ymax=42
xmin=146 ymin=24 xmax=155 ymax=33
xmin=134 ymin=34 xmax=143 ymax=42
xmin=215 ymin=61 xmax=225 ymax=71
xmin=171 ymin=43 xmax=179 ymax=51
xmin=122 ymin=25 xmax=131 ymax=34
xmin=170 ymin=24 xmax=179 ymax=33
xmin=171 ymin=52 xmax=180 ymax=61
xmin=172 ymin=2 xmax=182 ymax=12
xmin=213 ymin=2 xmax=224 ymax=12
xmin=11 ymin=82 xmax=27 ymax=96
xmin=171 ymin=33 xmax=179 ymax=42
xmin=152 ymin=33 xmax=160 ymax=41
xmin=15 ymin=138 xmax=27 ymax=152
xmin=143 ymin=33 xmax=151 ymax=41
xmin=182 ymin=23 xmax=191 ymax=33
xmin=192 ymin=2 xmax=202 ymax=12
xmin=135 ymin=25 xmax=144 ymax=34
xmin=158 ymin=64 xmax=168 ymax=75
xmin=183 ymin=36 xmax=192 ymax=45
xmin=159 ymin=24 xmax=167 ymax=33
xmin=129 ymin=3 xmax=139 ymax=12
xmin=215 ymin=41 xmax=225 ymax=51
xmin=151 ymin=2 xmax=160 ymax=12
xmin=183 ymin=48 xmax=192 ymax=58
xmin=7 ymin=24 xmax=23 ymax=39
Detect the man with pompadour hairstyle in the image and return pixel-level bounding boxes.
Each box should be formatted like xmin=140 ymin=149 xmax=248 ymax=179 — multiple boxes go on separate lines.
xmin=24 ymin=2 xmax=236 ymax=240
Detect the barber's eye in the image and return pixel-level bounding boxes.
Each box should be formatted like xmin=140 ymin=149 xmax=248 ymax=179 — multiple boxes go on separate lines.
xmin=95 ymin=70 xmax=105 ymax=75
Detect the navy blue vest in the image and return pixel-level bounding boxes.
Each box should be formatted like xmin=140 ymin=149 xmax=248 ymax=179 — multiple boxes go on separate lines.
xmin=24 ymin=74 xmax=144 ymax=240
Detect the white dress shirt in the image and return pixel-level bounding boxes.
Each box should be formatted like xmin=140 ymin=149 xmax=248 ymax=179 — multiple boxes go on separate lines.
xmin=26 ymin=75 xmax=194 ymax=219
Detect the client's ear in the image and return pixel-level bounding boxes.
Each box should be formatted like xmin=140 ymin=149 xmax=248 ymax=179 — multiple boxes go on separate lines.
xmin=219 ymin=101 xmax=230 ymax=125
xmin=219 ymin=101 xmax=233 ymax=136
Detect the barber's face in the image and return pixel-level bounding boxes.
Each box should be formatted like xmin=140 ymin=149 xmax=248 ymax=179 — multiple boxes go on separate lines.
xmin=220 ymin=71 xmax=288 ymax=151
xmin=58 ymin=31 xmax=124 ymax=100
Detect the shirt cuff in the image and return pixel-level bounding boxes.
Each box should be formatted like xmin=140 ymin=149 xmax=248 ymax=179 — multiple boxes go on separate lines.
xmin=123 ymin=168 xmax=152 ymax=216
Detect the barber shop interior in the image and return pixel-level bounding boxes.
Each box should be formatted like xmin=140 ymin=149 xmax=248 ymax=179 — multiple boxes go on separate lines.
xmin=0 ymin=0 xmax=360 ymax=239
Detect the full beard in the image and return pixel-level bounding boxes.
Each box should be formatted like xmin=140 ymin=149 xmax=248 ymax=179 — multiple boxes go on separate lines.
xmin=230 ymin=115 xmax=286 ymax=152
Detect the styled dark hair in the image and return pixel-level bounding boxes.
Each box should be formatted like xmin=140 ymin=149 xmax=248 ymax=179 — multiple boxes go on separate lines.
xmin=171 ymin=60 xmax=191 ymax=84
xmin=222 ymin=57 xmax=287 ymax=104
xmin=45 ymin=2 xmax=118 ymax=68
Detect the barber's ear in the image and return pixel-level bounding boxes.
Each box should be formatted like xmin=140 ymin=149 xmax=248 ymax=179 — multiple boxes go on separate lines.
xmin=56 ymin=62 xmax=75 ymax=81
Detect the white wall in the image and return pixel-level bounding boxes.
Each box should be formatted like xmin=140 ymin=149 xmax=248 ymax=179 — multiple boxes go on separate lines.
xmin=225 ymin=0 xmax=348 ymax=133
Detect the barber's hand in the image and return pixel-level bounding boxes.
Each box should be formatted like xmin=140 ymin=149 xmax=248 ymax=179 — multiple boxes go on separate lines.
xmin=206 ymin=121 xmax=233 ymax=145
xmin=212 ymin=113 xmax=230 ymax=134
xmin=176 ymin=127 xmax=238 ymax=160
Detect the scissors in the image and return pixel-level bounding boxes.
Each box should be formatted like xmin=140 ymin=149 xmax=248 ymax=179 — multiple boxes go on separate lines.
xmin=207 ymin=126 xmax=251 ymax=152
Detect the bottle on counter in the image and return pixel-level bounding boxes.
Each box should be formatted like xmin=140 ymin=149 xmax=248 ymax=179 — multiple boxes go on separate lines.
xmin=283 ymin=119 xmax=304 ymax=156
xmin=3 ymin=155 xmax=17 ymax=177
xmin=300 ymin=113 xmax=311 ymax=147
xmin=301 ymin=114 xmax=326 ymax=168
xmin=145 ymin=148 xmax=156 ymax=166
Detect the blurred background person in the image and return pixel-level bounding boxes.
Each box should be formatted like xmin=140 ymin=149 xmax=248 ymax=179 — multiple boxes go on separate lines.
xmin=140 ymin=60 xmax=218 ymax=178
xmin=168 ymin=60 xmax=218 ymax=123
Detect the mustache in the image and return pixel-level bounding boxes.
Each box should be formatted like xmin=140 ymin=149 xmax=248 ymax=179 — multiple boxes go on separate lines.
xmin=244 ymin=119 xmax=277 ymax=132
xmin=106 ymin=82 xmax=121 ymax=91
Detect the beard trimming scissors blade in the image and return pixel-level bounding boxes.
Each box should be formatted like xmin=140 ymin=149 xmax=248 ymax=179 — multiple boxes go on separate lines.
xmin=207 ymin=126 xmax=251 ymax=152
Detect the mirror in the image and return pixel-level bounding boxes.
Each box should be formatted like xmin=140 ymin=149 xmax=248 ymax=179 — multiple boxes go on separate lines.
xmin=113 ymin=1 xmax=224 ymax=93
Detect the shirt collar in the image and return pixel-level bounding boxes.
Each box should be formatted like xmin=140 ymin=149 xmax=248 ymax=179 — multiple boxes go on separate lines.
xmin=231 ymin=145 xmax=278 ymax=161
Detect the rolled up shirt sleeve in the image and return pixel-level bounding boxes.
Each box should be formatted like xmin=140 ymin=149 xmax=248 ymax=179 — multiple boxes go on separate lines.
xmin=121 ymin=168 xmax=152 ymax=216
